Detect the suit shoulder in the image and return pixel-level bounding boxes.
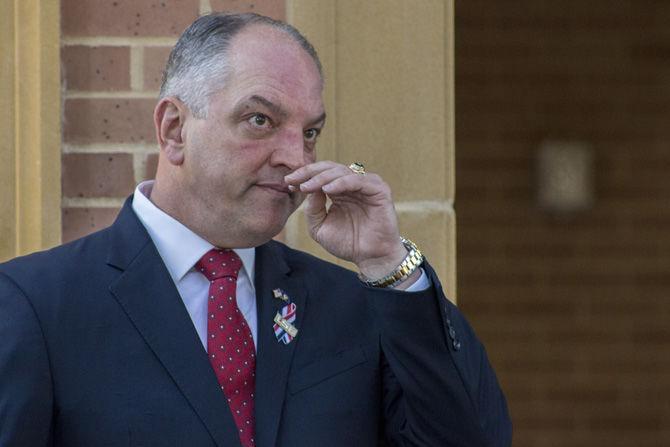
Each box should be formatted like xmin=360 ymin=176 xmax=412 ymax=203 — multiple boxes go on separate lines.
xmin=0 ymin=226 xmax=114 ymax=288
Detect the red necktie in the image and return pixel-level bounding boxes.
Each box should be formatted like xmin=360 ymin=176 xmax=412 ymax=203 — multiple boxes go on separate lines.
xmin=196 ymin=249 xmax=256 ymax=447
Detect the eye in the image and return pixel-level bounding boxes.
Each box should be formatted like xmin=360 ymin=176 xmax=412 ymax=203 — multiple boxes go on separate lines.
xmin=304 ymin=128 xmax=321 ymax=142
xmin=248 ymin=113 xmax=272 ymax=128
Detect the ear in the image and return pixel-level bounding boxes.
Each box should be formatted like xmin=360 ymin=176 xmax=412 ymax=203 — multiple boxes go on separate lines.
xmin=154 ymin=97 xmax=188 ymax=166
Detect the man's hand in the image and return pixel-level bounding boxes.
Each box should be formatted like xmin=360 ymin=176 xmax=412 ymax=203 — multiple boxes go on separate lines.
xmin=284 ymin=161 xmax=413 ymax=285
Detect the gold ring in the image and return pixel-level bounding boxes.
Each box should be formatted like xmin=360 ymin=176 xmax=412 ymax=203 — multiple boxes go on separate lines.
xmin=348 ymin=162 xmax=366 ymax=175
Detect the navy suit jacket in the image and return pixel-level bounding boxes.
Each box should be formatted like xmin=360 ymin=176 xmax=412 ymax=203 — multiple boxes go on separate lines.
xmin=0 ymin=200 xmax=511 ymax=446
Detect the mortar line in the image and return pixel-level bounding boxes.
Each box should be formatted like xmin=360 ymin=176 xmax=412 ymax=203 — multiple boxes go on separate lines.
xmin=65 ymin=91 xmax=158 ymax=99
xmin=62 ymin=197 xmax=126 ymax=208
xmin=132 ymin=152 xmax=148 ymax=185
xmin=63 ymin=143 xmax=158 ymax=154
xmin=199 ymin=0 xmax=212 ymax=14
xmin=130 ymin=46 xmax=144 ymax=92
xmin=62 ymin=37 xmax=177 ymax=47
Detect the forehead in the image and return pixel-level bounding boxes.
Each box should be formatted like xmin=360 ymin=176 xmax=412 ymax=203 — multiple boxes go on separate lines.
xmin=221 ymin=25 xmax=323 ymax=114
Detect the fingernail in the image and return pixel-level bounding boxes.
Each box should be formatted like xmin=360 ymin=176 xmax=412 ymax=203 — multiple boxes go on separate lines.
xmin=288 ymin=184 xmax=297 ymax=192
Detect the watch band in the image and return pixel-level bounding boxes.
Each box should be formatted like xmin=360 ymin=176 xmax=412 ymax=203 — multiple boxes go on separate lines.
xmin=360 ymin=237 xmax=424 ymax=288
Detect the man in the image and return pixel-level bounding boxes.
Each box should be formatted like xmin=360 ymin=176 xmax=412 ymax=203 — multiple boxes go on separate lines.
xmin=0 ymin=13 xmax=511 ymax=447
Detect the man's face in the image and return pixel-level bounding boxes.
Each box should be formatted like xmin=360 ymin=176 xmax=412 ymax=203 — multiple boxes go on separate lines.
xmin=180 ymin=25 xmax=325 ymax=247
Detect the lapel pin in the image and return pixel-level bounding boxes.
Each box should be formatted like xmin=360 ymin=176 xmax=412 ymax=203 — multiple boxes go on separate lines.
xmin=272 ymin=288 xmax=290 ymax=302
xmin=273 ymin=302 xmax=298 ymax=344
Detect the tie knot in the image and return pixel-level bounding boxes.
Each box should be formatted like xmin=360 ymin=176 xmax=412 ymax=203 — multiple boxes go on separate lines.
xmin=195 ymin=248 xmax=243 ymax=281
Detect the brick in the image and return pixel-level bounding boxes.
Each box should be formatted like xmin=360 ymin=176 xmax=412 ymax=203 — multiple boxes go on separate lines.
xmin=514 ymin=411 xmax=576 ymax=431
xmin=143 ymin=46 xmax=172 ymax=91
xmin=62 ymin=207 xmax=121 ymax=243
xmin=588 ymin=412 xmax=662 ymax=432
xmin=210 ymin=0 xmax=285 ymax=20
xmin=62 ymin=153 xmax=135 ymax=198
xmin=62 ymin=0 xmax=199 ymax=37
xmin=63 ymin=98 xmax=156 ymax=144
xmin=62 ymin=45 xmax=131 ymax=91
xmin=144 ymin=152 xmax=159 ymax=180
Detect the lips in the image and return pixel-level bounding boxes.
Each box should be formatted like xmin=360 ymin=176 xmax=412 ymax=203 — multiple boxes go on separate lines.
xmin=256 ymin=182 xmax=291 ymax=194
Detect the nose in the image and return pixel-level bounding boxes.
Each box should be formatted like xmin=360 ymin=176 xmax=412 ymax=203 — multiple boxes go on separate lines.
xmin=270 ymin=128 xmax=308 ymax=171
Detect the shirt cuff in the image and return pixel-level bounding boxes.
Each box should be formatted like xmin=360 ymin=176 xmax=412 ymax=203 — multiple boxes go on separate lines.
xmin=401 ymin=268 xmax=430 ymax=292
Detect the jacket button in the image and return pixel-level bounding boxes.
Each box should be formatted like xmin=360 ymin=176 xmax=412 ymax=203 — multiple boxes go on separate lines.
xmin=452 ymin=339 xmax=461 ymax=351
xmin=448 ymin=327 xmax=456 ymax=340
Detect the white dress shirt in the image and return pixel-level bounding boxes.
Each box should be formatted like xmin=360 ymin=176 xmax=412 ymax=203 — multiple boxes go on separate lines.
xmin=131 ymin=180 xmax=431 ymax=353
xmin=132 ymin=181 xmax=258 ymax=351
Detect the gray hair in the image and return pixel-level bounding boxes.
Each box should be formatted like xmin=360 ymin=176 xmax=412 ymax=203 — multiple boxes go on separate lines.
xmin=159 ymin=12 xmax=322 ymax=118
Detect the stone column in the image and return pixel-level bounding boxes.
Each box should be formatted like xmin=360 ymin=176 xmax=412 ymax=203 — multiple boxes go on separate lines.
xmin=0 ymin=0 xmax=62 ymax=261
xmin=287 ymin=0 xmax=457 ymax=300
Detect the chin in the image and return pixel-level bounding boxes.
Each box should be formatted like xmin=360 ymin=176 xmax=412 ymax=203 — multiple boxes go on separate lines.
xmin=243 ymin=212 xmax=291 ymax=246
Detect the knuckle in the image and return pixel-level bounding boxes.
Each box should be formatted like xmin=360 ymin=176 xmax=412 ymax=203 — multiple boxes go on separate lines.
xmin=371 ymin=173 xmax=387 ymax=187
xmin=377 ymin=180 xmax=392 ymax=195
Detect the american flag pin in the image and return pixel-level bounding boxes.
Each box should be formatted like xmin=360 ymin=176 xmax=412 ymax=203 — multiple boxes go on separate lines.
xmin=272 ymin=288 xmax=290 ymax=302
xmin=273 ymin=302 xmax=298 ymax=344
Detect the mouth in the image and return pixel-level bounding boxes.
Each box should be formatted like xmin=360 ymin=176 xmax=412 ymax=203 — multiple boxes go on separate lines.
xmin=255 ymin=182 xmax=292 ymax=195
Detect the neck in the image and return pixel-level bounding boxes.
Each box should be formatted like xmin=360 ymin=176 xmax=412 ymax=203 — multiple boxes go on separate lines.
xmin=149 ymin=177 xmax=274 ymax=249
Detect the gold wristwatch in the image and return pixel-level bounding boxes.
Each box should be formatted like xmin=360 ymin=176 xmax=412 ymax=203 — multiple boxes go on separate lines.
xmin=360 ymin=237 xmax=424 ymax=288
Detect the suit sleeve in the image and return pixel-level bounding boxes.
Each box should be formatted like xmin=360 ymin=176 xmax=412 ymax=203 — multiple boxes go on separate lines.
xmin=368 ymin=262 xmax=512 ymax=447
xmin=0 ymin=273 xmax=54 ymax=447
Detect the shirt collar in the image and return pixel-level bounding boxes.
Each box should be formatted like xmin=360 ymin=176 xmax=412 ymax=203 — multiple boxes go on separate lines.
xmin=131 ymin=180 xmax=255 ymax=288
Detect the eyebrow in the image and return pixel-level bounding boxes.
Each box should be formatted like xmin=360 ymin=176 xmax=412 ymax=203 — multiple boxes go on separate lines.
xmin=308 ymin=111 xmax=327 ymax=128
xmin=235 ymin=94 xmax=327 ymax=127
xmin=245 ymin=95 xmax=288 ymax=119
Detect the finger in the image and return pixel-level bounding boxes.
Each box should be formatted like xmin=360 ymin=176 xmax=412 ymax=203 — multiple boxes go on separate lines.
xmin=321 ymin=173 xmax=385 ymax=197
xmin=284 ymin=161 xmax=342 ymax=185
xmin=298 ymin=166 xmax=353 ymax=193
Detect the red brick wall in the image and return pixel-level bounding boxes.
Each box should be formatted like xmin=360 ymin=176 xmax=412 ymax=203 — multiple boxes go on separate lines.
xmin=456 ymin=1 xmax=670 ymax=446
xmin=61 ymin=0 xmax=285 ymax=242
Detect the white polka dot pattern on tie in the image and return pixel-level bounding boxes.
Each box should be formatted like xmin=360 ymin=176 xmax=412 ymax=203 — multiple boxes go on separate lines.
xmin=196 ymin=249 xmax=255 ymax=447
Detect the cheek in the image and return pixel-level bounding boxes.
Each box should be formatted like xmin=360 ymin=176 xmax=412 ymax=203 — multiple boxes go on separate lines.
xmin=238 ymin=140 xmax=265 ymax=152
xmin=305 ymin=150 xmax=317 ymax=164
xmin=235 ymin=139 xmax=274 ymax=164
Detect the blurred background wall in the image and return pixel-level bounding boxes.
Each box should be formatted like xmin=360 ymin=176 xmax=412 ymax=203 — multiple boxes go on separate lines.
xmin=456 ymin=1 xmax=670 ymax=446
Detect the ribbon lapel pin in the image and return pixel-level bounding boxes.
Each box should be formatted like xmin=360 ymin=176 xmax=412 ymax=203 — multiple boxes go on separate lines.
xmin=272 ymin=288 xmax=298 ymax=344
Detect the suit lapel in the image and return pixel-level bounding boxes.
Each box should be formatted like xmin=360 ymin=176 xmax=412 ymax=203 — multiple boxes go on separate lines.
xmin=253 ymin=242 xmax=307 ymax=447
xmin=106 ymin=201 xmax=242 ymax=447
